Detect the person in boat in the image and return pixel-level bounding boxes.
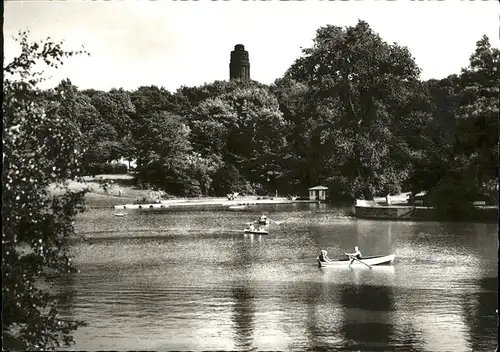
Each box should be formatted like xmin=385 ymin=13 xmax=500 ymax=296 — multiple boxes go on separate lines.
xmin=346 ymin=246 xmax=362 ymax=259
xmin=318 ymin=250 xmax=331 ymax=262
xmin=249 ymin=223 xmax=255 ymax=231
xmin=257 ymin=215 xmax=270 ymax=226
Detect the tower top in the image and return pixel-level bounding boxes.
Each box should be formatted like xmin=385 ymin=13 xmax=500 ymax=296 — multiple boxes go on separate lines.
xmin=229 ymin=44 xmax=250 ymax=81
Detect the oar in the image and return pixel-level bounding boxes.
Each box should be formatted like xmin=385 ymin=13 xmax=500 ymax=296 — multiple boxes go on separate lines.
xmin=268 ymin=218 xmax=282 ymax=225
xmin=345 ymin=254 xmax=372 ymax=269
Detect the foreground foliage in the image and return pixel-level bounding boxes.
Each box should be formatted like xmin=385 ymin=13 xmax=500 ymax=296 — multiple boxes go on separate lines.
xmin=2 ymin=32 xmax=88 ymax=350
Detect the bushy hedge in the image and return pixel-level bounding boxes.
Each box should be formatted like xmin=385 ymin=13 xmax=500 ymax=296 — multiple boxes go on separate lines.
xmin=211 ymin=164 xmax=252 ymax=196
xmin=134 ymin=196 xmax=159 ymax=205
xmin=86 ymin=162 xmax=128 ymax=175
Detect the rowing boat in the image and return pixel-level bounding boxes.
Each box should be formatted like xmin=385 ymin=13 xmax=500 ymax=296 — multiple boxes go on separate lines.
xmin=317 ymin=254 xmax=395 ymax=267
xmin=243 ymin=229 xmax=269 ymax=235
xmin=228 ymin=205 xmax=248 ymax=209
xmin=318 ymin=254 xmax=395 ymax=267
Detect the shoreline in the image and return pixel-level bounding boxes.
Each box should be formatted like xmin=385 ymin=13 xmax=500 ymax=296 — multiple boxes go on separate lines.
xmin=354 ymin=204 xmax=498 ymax=223
xmin=56 ymin=175 xmax=498 ymax=223
xmin=56 ymin=176 xmax=320 ymax=210
xmin=111 ymin=197 xmax=319 ymax=210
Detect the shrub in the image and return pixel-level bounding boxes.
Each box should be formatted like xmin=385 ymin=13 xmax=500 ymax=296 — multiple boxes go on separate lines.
xmin=211 ymin=164 xmax=249 ymax=196
xmin=134 ymin=197 xmax=158 ymax=205
xmin=87 ymin=162 xmax=128 ymax=175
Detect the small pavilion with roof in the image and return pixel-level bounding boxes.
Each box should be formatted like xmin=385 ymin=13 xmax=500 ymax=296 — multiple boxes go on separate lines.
xmin=308 ymin=186 xmax=328 ymax=201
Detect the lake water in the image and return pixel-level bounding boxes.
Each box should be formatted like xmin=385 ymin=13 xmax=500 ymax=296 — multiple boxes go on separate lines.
xmin=60 ymin=204 xmax=498 ymax=351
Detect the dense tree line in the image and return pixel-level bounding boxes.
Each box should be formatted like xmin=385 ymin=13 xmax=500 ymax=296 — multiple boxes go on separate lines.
xmin=55 ymin=21 xmax=496 ymax=206
xmin=3 ymin=21 xmax=497 ymax=350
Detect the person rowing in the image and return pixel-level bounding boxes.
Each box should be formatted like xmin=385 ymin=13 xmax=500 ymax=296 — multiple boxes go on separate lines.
xmin=318 ymin=249 xmax=331 ymax=262
xmin=345 ymin=246 xmax=362 ymax=260
xmin=255 ymin=214 xmax=269 ymax=225
xmin=345 ymin=246 xmax=372 ymax=268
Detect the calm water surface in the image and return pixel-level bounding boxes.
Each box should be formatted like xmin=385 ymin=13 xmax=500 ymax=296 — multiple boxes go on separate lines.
xmin=60 ymin=204 xmax=498 ymax=351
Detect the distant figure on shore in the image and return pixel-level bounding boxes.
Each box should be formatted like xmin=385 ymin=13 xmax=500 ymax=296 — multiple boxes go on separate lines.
xmin=346 ymin=246 xmax=363 ymax=259
xmin=318 ymin=250 xmax=331 ymax=262
xmin=386 ymin=194 xmax=392 ymax=205
xmin=102 ymin=182 xmax=109 ymax=194
xmin=227 ymin=192 xmax=239 ymax=200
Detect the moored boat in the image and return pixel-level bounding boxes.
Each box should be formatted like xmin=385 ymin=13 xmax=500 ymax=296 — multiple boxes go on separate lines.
xmin=243 ymin=229 xmax=269 ymax=235
xmin=228 ymin=205 xmax=248 ymax=210
xmin=317 ymin=254 xmax=395 ymax=267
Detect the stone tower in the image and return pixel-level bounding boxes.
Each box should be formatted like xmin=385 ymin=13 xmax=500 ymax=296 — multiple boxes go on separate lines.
xmin=229 ymin=44 xmax=250 ymax=81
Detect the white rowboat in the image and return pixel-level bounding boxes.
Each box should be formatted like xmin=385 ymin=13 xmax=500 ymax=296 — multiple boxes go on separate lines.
xmin=317 ymin=254 xmax=395 ymax=267
xmin=228 ymin=205 xmax=248 ymax=209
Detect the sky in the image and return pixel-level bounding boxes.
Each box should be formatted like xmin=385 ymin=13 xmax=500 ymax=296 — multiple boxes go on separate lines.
xmin=4 ymin=0 xmax=499 ymax=93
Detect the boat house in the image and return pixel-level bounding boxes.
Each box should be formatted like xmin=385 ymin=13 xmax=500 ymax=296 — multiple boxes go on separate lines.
xmin=308 ymin=186 xmax=328 ymax=201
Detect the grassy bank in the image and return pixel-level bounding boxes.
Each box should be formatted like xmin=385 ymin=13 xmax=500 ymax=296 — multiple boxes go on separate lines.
xmin=61 ymin=174 xmax=274 ymax=209
xmin=53 ymin=174 xmax=153 ymax=209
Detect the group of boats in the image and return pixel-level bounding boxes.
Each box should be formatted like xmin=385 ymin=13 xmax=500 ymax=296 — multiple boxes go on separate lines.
xmin=243 ymin=214 xmax=272 ymax=235
xmin=243 ymin=214 xmax=396 ymax=268
xmin=113 ymin=212 xmax=396 ymax=268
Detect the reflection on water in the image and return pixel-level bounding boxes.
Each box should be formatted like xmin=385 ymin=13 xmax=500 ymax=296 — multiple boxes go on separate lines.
xmin=460 ymin=277 xmax=498 ymax=351
xmin=232 ymin=285 xmax=255 ymax=350
xmin=60 ymin=207 xmax=498 ymax=351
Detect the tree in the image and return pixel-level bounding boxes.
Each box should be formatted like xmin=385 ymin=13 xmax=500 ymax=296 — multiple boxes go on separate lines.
xmin=190 ymin=97 xmax=234 ymax=157
xmin=211 ymin=164 xmax=251 ymax=196
xmin=129 ymin=85 xmax=176 ymax=117
xmin=456 ymin=35 xmax=499 ymax=194
xmin=188 ymin=81 xmax=288 ymax=192
xmin=87 ymin=89 xmax=135 ymax=139
xmin=184 ymin=152 xmax=223 ymax=196
xmin=271 ymin=77 xmax=318 ymax=193
xmin=404 ymin=75 xmax=462 ymax=196
xmin=428 ymin=35 xmax=499 ymax=211
xmin=134 ymin=111 xmax=199 ymax=196
xmin=407 ymin=35 xmax=499 ymax=212
xmin=2 ymin=31 xmax=88 ymax=350
xmin=285 ymin=20 xmax=423 ymax=199
xmin=53 ymin=83 xmax=120 ymax=172
xmin=80 ymin=89 xmax=137 ymax=166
